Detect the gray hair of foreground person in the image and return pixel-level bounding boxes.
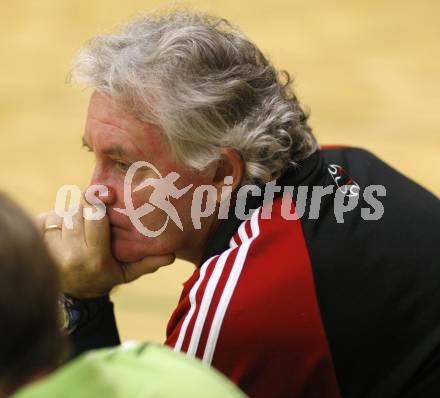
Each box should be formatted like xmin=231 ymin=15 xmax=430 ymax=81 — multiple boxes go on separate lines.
xmin=70 ymin=11 xmax=318 ymax=185
xmin=0 ymin=194 xmax=65 ymax=397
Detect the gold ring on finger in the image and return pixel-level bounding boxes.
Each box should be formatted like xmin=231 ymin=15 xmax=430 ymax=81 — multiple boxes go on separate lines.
xmin=44 ymin=224 xmax=62 ymax=232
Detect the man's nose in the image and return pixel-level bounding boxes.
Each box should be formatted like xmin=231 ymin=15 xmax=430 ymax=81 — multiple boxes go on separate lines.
xmin=86 ymin=168 xmax=117 ymax=206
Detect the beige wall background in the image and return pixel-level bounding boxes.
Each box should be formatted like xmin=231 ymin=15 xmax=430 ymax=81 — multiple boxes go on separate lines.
xmin=1 ymin=0 xmax=439 ymax=343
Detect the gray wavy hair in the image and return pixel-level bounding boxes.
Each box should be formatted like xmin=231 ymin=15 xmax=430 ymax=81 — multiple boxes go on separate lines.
xmin=70 ymin=11 xmax=318 ymax=184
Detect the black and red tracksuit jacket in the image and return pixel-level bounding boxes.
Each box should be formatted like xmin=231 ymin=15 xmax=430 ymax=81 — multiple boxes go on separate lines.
xmin=72 ymin=147 xmax=440 ymax=398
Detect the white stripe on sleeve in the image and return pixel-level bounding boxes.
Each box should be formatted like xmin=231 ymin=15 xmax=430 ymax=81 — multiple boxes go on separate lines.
xmin=173 ymin=255 xmax=217 ymax=352
xmin=186 ymin=247 xmax=234 ymax=357
xmin=237 ymin=219 xmax=250 ymax=242
xmin=202 ymin=207 xmax=262 ymax=364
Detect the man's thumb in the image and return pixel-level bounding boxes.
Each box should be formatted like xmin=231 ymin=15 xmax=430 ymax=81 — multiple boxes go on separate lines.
xmin=123 ymin=254 xmax=175 ymax=283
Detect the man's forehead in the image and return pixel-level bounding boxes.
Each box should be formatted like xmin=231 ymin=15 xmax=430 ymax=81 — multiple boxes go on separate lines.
xmin=85 ymin=92 xmax=168 ymax=157
xmin=88 ymin=91 xmax=134 ymax=129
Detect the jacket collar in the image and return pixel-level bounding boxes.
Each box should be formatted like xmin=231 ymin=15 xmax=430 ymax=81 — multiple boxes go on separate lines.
xmin=200 ymin=150 xmax=323 ymax=264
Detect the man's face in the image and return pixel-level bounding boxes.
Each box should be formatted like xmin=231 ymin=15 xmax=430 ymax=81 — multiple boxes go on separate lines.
xmin=83 ymin=91 xmax=214 ymax=263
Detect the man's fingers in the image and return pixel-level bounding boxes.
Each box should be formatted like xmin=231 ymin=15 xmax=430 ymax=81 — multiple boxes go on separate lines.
xmin=43 ymin=213 xmax=63 ymax=260
xmin=35 ymin=211 xmax=53 ymax=235
xmin=123 ymin=254 xmax=175 ymax=283
xmin=83 ymin=200 xmax=110 ymax=249
xmin=62 ymin=203 xmax=85 ymax=243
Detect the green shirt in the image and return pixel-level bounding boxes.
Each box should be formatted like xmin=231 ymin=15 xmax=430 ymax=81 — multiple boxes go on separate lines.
xmin=12 ymin=342 xmax=246 ymax=398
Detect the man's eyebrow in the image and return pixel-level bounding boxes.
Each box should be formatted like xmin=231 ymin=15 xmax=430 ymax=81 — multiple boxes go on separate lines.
xmin=103 ymin=146 xmax=127 ymax=158
xmin=81 ymin=136 xmax=128 ymax=158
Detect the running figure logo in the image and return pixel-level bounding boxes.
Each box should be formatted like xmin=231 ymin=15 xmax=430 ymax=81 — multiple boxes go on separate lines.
xmin=115 ymin=161 xmax=193 ymax=237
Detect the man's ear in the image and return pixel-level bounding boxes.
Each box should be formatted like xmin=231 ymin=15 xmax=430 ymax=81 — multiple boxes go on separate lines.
xmin=212 ymin=148 xmax=244 ymax=204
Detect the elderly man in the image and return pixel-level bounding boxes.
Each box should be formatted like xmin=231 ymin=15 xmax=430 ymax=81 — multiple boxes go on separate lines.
xmin=40 ymin=11 xmax=440 ymax=398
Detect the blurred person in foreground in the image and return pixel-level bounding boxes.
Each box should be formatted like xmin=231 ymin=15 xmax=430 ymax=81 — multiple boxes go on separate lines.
xmin=38 ymin=11 xmax=440 ymax=398
xmin=0 ymin=194 xmax=245 ymax=398
xmin=0 ymin=193 xmax=65 ymax=397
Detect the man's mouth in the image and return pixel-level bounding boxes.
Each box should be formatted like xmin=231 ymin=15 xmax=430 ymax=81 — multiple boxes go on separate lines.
xmin=109 ymin=220 xmax=130 ymax=231
xmin=107 ymin=208 xmax=131 ymax=230
xmin=109 ymin=224 xmax=133 ymax=242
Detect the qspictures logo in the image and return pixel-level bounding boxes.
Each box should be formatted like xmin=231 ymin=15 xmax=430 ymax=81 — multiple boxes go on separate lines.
xmin=54 ymin=161 xmax=386 ymax=238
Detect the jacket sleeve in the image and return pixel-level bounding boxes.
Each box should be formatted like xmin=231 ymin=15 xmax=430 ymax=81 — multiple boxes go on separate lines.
xmin=69 ymin=295 xmax=120 ymax=359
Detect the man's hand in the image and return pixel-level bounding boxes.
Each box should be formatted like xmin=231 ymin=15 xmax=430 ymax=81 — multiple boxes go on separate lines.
xmin=35 ymin=203 xmax=175 ymax=299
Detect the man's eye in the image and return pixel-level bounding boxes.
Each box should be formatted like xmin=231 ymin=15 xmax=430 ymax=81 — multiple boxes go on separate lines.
xmin=114 ymin=160 xmax=130 ymax=172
